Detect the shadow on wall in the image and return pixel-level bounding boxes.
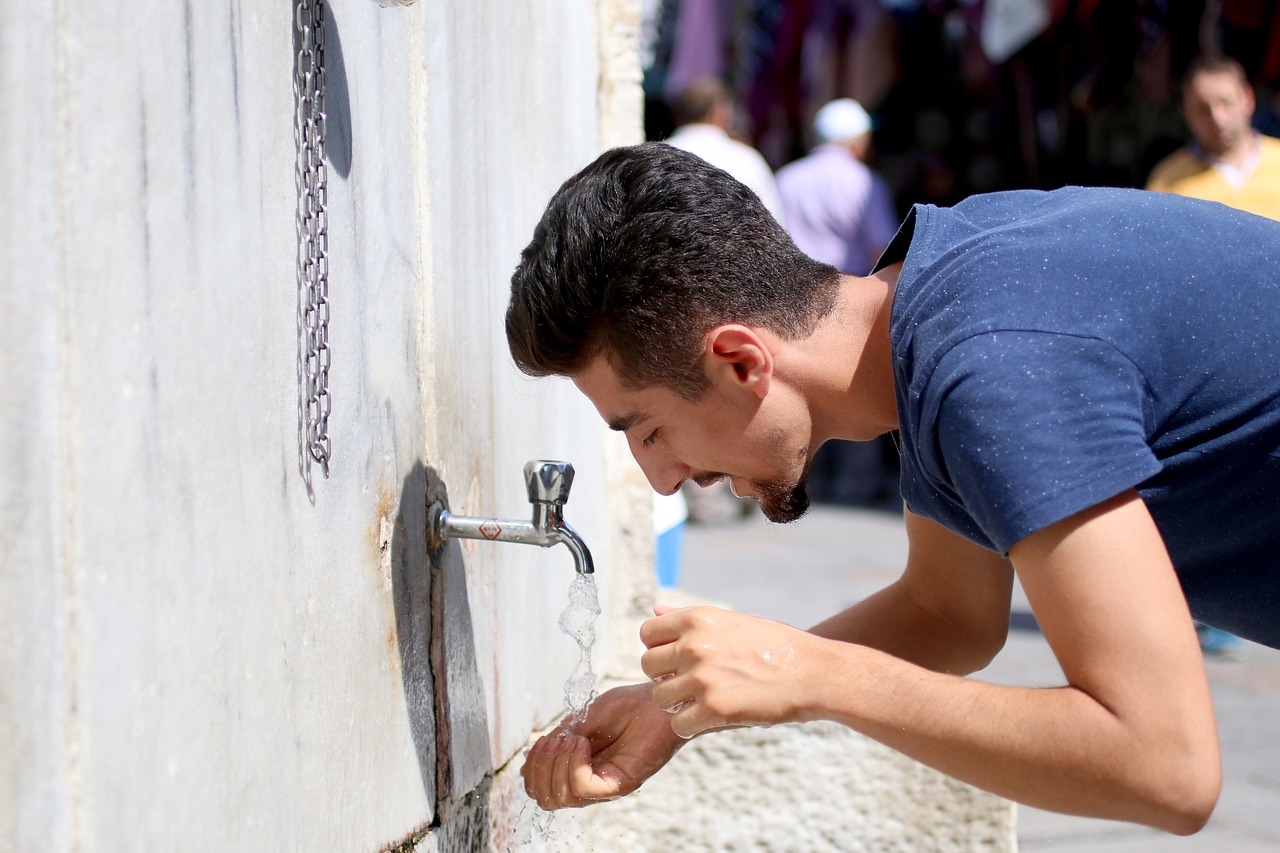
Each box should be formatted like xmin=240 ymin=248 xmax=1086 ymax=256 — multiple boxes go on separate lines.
xmin=389 ymin=462 xmax=495 ymax=850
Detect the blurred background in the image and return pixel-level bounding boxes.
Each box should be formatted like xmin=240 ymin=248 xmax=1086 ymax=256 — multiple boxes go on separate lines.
xmin=641 ymin=0 xmax=1280 ymax=208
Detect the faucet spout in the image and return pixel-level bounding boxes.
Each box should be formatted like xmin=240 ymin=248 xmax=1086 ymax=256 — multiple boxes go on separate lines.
xmin=541 ymin=505 xmax=595 ymax=575
xmin=427 ymin=460 xmax=595 ymax=574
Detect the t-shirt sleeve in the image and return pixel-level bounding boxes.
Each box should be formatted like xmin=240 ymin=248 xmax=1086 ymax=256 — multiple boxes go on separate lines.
xmin=915 ymin=330 xmax=1163 ymax=552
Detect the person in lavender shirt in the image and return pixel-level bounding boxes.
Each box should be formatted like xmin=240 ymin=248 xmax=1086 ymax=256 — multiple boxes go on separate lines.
xmin=777 ymin=98 xmax=899 ymax=277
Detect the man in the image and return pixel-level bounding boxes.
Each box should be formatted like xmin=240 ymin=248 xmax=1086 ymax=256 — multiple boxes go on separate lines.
xmin=777 ymin=98 xmax=901 ymax=506
xmin=664 ymin=77 xmax=786 ymax=225
xmin=1147 ymin=54 xmax=1280 ymax=221
xmin=511 ymin=143 xmax=1280 ymax=833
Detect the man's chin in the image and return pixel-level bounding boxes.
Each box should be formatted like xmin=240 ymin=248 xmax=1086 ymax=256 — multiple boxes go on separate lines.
xmin=754 ymin=482 xmax=811 ymax=524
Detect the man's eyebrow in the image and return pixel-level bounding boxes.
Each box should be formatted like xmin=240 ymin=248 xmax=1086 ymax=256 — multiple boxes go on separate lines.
xmin=607 ymin=411 xmax=646 ymax=432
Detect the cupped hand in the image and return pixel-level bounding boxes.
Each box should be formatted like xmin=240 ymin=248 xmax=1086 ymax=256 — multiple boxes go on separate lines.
xmin=521 ymin=682 xmax=684 ymax=810
xmin=640 ymin=604 xmax=824 ymax=738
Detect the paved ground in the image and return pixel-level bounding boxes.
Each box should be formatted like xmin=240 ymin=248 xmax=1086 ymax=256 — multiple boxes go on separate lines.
xmin=673 ymin=504 xmax=1280 ymax=852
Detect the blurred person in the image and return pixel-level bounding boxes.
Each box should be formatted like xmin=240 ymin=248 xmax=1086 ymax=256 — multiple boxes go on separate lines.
xmin=1147 ymin=54 xmax=1280 ymax=221
xmin=778 ymin=98 xmax=899 ymax=275
xmin=664 ymin=77 xmax=787 ymax=225
xmin=512 ymin=143 xmax=1280 ymax=833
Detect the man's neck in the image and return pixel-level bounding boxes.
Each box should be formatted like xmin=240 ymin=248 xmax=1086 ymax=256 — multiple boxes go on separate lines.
xmin=794 ymin=269 xmax=900 ymax=444
xmin=1202 ymin=130 xmax=1259 ymax=171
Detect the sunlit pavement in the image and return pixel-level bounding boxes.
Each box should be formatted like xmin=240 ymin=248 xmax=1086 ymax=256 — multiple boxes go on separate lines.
xmin=676 ymin=504 xmax=1280 ymax=852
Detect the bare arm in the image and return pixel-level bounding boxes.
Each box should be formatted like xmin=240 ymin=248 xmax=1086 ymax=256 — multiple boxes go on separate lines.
xmin=643 ymin=491 xmax=1220 ymax=833
xmin=809 ymin=507 xmax=1014 ymax=674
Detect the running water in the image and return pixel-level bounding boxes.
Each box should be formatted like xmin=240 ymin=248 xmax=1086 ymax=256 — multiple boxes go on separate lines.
xmin=507 ymin=573 xmax=603 ymax=852
xmin=557 ymin=572 xmax=601 ymax=724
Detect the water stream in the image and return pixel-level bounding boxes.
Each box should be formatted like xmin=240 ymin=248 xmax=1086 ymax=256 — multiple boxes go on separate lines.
xmin=509 ymin=573 xmax=602 ymax=851
xmin=557 ymin=573 xmax=602 ymax=724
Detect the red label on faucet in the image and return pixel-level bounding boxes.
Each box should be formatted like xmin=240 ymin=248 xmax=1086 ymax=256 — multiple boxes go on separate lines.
xmin=480 ymin=520 xmax=502 ymax=540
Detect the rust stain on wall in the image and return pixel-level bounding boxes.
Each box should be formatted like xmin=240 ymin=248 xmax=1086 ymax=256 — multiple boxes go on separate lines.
xmin=369 ymin=487 xmax=396 ymax=584
xmin=371 ymin=486 xmax=400 ymax=684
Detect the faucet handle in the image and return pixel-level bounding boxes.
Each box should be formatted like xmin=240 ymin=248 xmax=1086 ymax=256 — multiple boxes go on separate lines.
xmin=524 ymin=460 xmax=575 ymax=506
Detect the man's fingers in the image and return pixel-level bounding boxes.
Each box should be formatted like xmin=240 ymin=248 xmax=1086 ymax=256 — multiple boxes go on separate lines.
xmin=521 ymin=736 xmax=557 ymax=805
xmin=551 ymin=735 xmax=582 ymax=807
xmin=671 ymin=702 xmax=714 ymax=739
xmin=650 ymin=673 xmax=695 ymax=714
xmin=571 ymin=750 xmax=624 ymax=802
xmin=639 ymin=612 xmax=682 ymax=648
xmin=526 ymin=734 xmax=625 ymax=810
xmin=642 ymin=604 xmax=727 ymax=649
xmin=640 ymin=644 xmax=679 ymax=681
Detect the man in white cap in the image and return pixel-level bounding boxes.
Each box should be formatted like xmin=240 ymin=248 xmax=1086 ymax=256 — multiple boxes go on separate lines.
xmin=776 ymin=99 xmax=900 ymax=506
xmin=776 ymin=98 xmax=899 ymax=276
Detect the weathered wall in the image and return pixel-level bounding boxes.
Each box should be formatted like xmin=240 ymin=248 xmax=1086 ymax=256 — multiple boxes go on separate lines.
xmin=0 ymin=1 xmax=644 ymax=850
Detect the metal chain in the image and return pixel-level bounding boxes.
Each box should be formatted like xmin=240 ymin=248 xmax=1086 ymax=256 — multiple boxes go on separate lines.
xmin=296 ymin=0 xmax=332 ymax=478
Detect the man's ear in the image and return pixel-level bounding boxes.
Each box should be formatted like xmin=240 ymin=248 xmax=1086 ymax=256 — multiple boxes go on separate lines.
xmin=704 ymin=325 xmax=772 ymax=399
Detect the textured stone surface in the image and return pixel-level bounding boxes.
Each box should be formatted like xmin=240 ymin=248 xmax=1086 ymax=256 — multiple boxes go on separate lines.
xmin=0 ymin=1 xmax=644 ymax=849
xmin=566 ymin=719 xmax=1016 ymax=853
xmin=496 ymin=678 xmax=1015 ymax=853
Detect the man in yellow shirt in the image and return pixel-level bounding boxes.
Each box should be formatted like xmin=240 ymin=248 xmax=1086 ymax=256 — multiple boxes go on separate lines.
xmin=1147 ymin=55 xmax=1280 ymax=221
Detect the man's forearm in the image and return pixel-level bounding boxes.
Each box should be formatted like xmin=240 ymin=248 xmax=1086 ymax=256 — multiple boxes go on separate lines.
xmin=808 ymin=579 xmax=1004 ymax=675
xmin=802 ymin=638 xmax=1218 ymax=835
xmin=803 ymin=496 xmax=1221 ymax=835
xmin=810 ymin=509 xmax=1014 ymax=675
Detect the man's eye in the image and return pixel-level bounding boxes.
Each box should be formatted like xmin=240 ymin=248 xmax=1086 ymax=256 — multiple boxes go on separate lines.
xmin=642 ymin=428 xmax=661 ymax=448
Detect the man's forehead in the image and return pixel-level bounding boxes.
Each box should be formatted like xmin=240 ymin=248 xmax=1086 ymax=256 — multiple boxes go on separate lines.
xmin=571 ymin=357 xmax=652 ymax=431
xmin=1188 ymin=72 xmax=1245 ymax=96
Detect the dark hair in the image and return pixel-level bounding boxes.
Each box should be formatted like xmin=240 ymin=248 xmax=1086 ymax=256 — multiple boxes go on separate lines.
xmin=506 ymin=142 xmax=839 ymax=400
xmin=1183 ymin=54 xmax=1250 ymax=91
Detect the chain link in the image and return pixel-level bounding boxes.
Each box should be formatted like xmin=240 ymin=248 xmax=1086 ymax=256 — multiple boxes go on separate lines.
xmin=296 ymin=0 xmax=332 ymax=478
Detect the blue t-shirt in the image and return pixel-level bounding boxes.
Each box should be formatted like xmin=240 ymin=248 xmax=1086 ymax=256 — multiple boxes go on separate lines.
xmin=878 ymin=187 xmax=1280 ymax=647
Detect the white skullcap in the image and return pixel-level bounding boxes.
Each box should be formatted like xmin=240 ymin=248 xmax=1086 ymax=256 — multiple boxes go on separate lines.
xmin=813 ymin=98 xmax=873 ymax=144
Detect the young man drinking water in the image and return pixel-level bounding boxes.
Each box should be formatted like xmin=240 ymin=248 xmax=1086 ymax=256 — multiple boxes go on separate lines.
xmin=509 ymin=143 xmax=1280 ymax=833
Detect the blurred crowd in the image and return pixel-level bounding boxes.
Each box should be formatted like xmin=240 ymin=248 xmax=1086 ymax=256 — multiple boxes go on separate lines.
xmin=642 ymin=0 xmax=1280 ymax=206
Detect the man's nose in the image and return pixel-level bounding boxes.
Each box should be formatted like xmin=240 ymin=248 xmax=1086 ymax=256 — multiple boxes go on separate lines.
xmin=628 ymin=440 xmax=688 ymax=496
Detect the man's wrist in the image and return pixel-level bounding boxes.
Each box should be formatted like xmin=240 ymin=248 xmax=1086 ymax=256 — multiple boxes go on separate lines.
xmin=797 ymin=636 xmax=869 ymax=726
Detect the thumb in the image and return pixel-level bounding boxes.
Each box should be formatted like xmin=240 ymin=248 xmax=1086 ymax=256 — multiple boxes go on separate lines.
xmin=653 ymin=603 xmax=685 ymax=617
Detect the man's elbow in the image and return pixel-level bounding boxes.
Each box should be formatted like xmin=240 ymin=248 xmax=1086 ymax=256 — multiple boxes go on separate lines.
xmin=1156 ymin=788 xmax=1217 ymax=836
xmin=1147 ymin=748 xmax=1221 ymax=835
xmin=948 ymin=623 xmax=1007 ymax=675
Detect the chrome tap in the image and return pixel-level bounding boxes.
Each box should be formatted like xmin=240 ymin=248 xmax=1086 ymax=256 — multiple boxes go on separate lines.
xmin=427 ymin=460 xmax=595 ymax=574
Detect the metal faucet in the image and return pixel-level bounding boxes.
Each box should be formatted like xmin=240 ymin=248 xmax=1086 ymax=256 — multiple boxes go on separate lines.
xmin=427 ymin=460 xmax=595 ymax=574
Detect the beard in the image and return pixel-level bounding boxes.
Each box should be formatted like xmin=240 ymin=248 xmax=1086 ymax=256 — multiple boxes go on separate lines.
xmin=743 ymin=476 xmax=811 ymax=523
xmin=724 ymin=446 xmax=814 ymax=524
